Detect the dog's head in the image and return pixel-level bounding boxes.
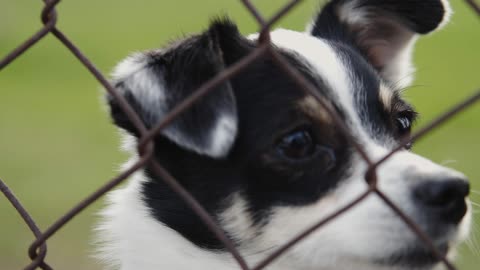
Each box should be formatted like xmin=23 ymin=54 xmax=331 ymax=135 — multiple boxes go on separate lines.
xmin=106 ymin=0 xmax=470 ymax=269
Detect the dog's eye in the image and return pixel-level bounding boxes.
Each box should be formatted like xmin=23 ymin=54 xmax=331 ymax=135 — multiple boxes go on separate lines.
xmin=277 ymin=129 xmax=316 ymax=160
xmin=395 ymin=110 xmax=416 ymax=148
xmin=396 ymin=116 xmax=412 ymax=133
xmin=276 ymin=129 xmax=336 ymax=170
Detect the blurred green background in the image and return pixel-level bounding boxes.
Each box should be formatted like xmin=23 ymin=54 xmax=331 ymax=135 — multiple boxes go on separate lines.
xmin=0 ymin=0 xmax=479 ymax=269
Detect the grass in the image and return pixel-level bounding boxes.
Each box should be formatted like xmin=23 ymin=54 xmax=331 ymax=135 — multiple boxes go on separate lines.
xmin=0 ymin=0 xmax=479 ymax=269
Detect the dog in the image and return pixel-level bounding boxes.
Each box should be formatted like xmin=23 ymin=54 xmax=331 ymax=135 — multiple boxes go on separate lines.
xmin=96 ymin=0 xmax=471 ymax=269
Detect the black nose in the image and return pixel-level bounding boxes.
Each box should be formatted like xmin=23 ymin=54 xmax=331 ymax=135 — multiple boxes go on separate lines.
xmin=413 ymin=179 xmax=469 ymax=224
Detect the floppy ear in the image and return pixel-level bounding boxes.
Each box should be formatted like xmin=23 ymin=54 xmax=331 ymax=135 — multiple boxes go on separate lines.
xmin=309 ymin=0 xmax=451 ymax=88
xmin=108 ymin=19 xmax=249 ymax=158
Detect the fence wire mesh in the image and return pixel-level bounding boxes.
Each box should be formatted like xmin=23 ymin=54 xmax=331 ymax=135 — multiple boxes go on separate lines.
xmin=1 ymin=0 xmax=480 ymax=269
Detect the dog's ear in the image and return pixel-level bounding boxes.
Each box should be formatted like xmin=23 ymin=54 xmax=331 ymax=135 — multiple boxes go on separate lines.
xmin=108 ymin=19 xmax=251 ymax=158
xmin=309 ymin=0 xmax=451 ymax=87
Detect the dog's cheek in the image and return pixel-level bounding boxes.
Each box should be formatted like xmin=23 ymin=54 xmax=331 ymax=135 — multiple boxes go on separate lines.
xmin=245 ymin=188 xmax=354 ymax=267
xmin=329 ymin=176 xmax=416 ymax=257
xmin=248 ymin=171 xmax=413 ymax=267
xmin=218 ymin=194 xmax=262 ymax=248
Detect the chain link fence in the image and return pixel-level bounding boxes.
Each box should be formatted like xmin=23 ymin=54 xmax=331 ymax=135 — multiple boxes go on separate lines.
xmin=1 ymin=0 xmax=479 ymax=269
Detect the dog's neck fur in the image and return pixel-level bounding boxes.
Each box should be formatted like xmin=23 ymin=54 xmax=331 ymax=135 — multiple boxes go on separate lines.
xmin=96 ymin=173 xmax=239 ymax=270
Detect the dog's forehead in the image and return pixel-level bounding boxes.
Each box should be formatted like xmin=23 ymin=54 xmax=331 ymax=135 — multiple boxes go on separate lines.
xmin=264 ymin=29 xmax=384 ymax=140
xmin=269 ymin=29 xmax=353 ymax=108
xmin=269 ymin=29 xmax=351 ymax=90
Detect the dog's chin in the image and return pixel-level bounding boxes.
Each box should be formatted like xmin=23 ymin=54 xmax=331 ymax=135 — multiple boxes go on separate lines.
xmin=373 ymin=243 xmax=451 ymax=270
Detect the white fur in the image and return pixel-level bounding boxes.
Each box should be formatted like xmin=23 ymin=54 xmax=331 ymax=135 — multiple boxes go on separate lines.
xmin=438 ymin=0 xmax=453 ymax=30
xmin=381 ymin=36 xmax=417 ymax=89
xmin=337 ymin=0 xmax=370 ymax=26
xmin=164 ymin=115 xmax=237 ymax=158
xmin=113 ymin=52 xmax=167 ymax=118
xmin=207 ymin=113 xmax=238 ymax=158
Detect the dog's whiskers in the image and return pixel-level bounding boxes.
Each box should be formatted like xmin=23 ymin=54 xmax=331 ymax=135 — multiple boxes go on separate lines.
xmin=471 ymin=189 xmax=480 ymax=195
xmin=440 ymin=159 xmax=458 ymax=166
xmin=465 ymin=220 xmax=480 ymax=257
xmin=241 ymin=245 xmax=279 ymax=258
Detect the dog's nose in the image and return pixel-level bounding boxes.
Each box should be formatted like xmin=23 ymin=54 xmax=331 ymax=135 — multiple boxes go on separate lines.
xmin=413 ymin=178 xmax=469 ymax=224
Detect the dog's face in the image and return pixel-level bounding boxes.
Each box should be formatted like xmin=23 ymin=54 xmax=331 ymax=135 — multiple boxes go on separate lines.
xmin=106 ymin=0 xmax=470 ymax=269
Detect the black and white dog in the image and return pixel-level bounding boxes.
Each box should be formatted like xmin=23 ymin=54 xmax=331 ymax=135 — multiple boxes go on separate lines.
xmin=97 ymin=0 xmax=471 ymax=269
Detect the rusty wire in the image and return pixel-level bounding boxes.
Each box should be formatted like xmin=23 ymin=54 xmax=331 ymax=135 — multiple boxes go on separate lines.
xmin=0 ymin=0 xmax=479 ymax=269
